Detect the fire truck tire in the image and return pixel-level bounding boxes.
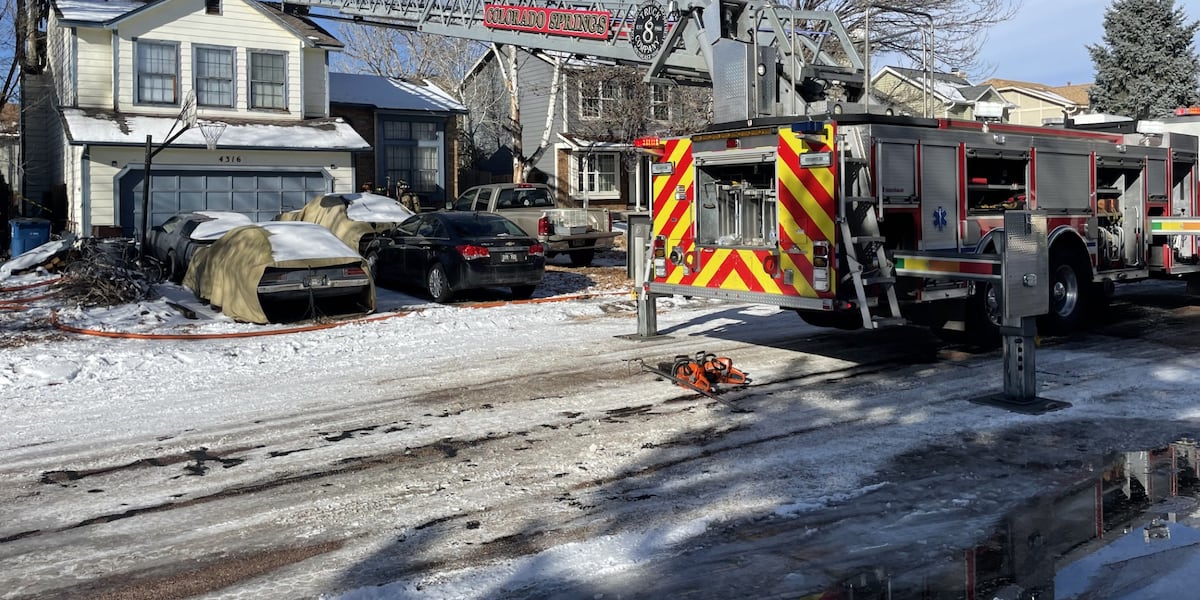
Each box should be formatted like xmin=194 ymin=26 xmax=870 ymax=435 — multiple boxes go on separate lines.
xmin=796 ymin=310 xmax=863 ymax=330
xmin=964 ymin=284 xmax=1002 ymax=348
xmin=1040 ymin=246 xmax=1091 ymax=334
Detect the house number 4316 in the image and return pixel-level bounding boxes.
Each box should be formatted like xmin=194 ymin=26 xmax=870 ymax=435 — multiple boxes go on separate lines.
xmin=218 ymin=155 xmax=242 ymax=163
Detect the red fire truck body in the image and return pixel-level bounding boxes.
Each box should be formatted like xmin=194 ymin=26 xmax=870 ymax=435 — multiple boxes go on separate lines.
xmin=643 ymin=114 xmax=1200 ymax=341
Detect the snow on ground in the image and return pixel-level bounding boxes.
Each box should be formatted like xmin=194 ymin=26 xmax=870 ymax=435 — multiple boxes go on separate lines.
xmin=3 ymin=258 xmax=1200 ymax=598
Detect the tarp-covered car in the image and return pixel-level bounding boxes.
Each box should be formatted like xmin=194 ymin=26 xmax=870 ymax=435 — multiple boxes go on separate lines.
xmin=184 ymin=221 xmax=374 ymax=324
xmin=277 ymin=192 xmax=415 ymax=253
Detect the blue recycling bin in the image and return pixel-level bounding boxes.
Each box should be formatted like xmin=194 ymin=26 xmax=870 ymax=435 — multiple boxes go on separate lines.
xmin=9 ymin=218 xmax=52 ymax=257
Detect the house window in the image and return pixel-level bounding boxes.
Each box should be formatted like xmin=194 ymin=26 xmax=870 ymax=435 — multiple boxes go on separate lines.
xmin=577 ymin=153 xmax=618 ymax=193
xmin=195 ymin=46 xmax=234 ymax=107
xmin=580 ymin=80 xmax=617 ymax=119
xmin=380 ymin=119 xmax=442 ymax=195
xmin=135 ymin=41 xmax=178 ymax=104
xmin=205 ymin=0 xmax=220 ymax=14
xmin=649 ymin=84 xmax=670 ymax=121
xmin=249 ymin=51 xmax=286 ymax=110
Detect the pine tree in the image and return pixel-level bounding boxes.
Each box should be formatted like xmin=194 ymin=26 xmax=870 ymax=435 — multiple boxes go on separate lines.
xmin=1089 ymin=0 xmax=1200 ymax=118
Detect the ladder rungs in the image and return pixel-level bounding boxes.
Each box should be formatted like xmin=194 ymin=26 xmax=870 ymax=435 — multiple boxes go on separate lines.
xmin=870 ymin=316 xmax=907 ymax=328
xmin=863 ymin=275 xmax=896 ymax=285
xmin=845 ymin=196 xmax=877 ymax=204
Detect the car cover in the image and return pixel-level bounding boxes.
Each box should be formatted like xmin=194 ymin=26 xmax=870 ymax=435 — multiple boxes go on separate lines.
xmin=185 ymin=222 xmax=374 ymax=324
xmin=277 ymin=192 xmax=414 ymax=252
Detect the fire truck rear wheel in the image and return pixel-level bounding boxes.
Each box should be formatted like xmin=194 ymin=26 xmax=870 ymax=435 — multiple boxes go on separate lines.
xmin=796 ymin=310 xmax=863 ymax=330
xmin=1040 ymin=247 xmax=1091 ymax=334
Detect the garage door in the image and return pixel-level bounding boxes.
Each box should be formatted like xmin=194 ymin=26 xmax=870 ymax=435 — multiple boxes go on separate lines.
xmin=120 ymin=170 xmax=329 ymax=237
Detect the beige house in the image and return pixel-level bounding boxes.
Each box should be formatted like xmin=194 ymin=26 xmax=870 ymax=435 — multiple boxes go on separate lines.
xmin=22 ymin=0 xmax=369 ymax=237
xmin=982 ymin=78 xmax=1091 ymax=126
xmin=870 ymin=66 xmax=1010 ymax=121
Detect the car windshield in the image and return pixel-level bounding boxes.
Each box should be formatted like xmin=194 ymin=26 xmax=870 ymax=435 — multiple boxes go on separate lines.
xmin=447 ymin=215 xmax=526 ymax=238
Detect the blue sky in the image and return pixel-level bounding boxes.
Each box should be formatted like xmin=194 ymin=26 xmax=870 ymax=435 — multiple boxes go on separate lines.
xmin=971 ymin=0 xmax=1200 ymax=86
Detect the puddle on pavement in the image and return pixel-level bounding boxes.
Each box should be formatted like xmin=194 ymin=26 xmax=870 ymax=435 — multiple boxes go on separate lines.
xmin=809 ymin=439 xmax=1200 ymax=600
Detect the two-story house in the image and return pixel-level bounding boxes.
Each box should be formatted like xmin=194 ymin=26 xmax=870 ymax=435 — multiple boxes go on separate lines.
xmin=981 ymin=78 xmax=1091 ymax=127
xmin=870 ymin=66 xmax=1011 ymax=121
xmin=461 ymin=46 xmax=710 ymax=212
xmin=22 ymin=0 xmax=370 ymax=238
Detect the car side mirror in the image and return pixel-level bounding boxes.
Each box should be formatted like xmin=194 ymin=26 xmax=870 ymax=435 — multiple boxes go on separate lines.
xmin=445 ymin=200 xmax=454 ymax=211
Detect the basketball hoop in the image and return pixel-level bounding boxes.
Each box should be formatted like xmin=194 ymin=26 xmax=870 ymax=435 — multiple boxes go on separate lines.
xmin=198 ymin=120 xmax=227 ymax=151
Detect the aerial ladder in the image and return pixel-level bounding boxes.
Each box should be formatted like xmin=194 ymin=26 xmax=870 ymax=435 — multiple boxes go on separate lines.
xmin=280 ymin=0 xmax=868 ymax=122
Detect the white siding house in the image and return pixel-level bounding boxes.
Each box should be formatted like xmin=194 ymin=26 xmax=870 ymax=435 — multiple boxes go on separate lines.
xmin=22 ymin=0 xmax=368 ymax=237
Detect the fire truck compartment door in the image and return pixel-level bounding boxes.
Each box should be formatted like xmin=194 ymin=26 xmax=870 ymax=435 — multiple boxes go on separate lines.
xmin=1035 ymin=152 xmax=1090 ymax=211
xmin=877 ymin=142 xmax=916 ymax=202
xmin=1147 ymin=159 xmax=1167 ymax=199
xmin=921 ymin=144 xmax=960 ymax=250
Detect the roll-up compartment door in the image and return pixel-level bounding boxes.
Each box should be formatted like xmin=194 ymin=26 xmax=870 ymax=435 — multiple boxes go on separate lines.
xmin=921 ymin=144 xmax=960 ymax=250
xmin=1035 ymin=151 xmax=1090 ymax=211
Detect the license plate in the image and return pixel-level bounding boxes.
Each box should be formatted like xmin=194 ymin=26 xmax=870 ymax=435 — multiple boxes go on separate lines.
xmin=501 ymin=253 xmax=518 ymax=263
xmin=304 ymin=275 xmax=328 ymax=287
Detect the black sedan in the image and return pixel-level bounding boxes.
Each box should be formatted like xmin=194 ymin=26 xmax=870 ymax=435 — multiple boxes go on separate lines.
xmin=365 ymin=212 xmax=545 ymax=302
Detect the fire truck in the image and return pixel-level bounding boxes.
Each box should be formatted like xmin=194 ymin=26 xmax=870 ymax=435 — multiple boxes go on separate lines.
xmin=640 ymin=114 xmax=1200 ymax=343
xmin=271 ymin=0 xmax=1200 ymax=343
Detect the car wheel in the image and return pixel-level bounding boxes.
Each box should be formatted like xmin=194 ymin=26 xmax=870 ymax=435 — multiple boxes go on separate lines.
xmin=426 ymin=263 xmax=453 ymax=303
xmin=569 ymin=249 xmax=595 ymax=267
xmin=510 ymin=285 xmax=536 ymax=300
xmin=166 ymin=250 xmax=182 ymax=283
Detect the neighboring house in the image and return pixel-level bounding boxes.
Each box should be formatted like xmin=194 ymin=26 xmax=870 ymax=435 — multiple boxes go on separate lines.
xmin=22 ymin=0 xmax=370 ymax=238
xmin=982 ymin=78 xmax=1090 ymax=126
xmin=870 ymin=66 xmax=1011 ymax=121
xmin=461 ymin=47 xmax=708 ymax=211
xmin=328 ymin=73 xmax=465 ymax=211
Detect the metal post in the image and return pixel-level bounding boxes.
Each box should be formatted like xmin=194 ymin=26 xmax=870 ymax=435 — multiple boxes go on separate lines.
xmin=636 ymin=283 xmax=658 ymax=338
xmin=140 ymin=134 xmax=153 ymax=260
xmin=999 ymin=316 xmax=1038 ymax=400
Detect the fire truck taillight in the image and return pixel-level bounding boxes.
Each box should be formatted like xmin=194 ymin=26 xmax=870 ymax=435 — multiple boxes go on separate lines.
xmin=811 ymin=241 xmax=831 ymax=291
xmin=653 ymin=236 xmax=667 ymax=278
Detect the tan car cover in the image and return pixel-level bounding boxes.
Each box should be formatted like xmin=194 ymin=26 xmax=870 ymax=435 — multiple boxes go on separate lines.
xmin=280 ymin=193 xmax=413 ymax=252
xmin=185 ymin=224 xmax=374 ymax=324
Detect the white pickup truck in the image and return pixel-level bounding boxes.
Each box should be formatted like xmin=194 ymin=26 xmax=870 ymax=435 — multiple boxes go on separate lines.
xmin=450 ymin=183 xmax=620 ymax=267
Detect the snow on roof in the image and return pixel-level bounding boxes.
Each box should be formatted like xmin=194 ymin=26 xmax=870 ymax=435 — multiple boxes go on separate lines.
xmin=191 ymin=212 xmax=254 ymax=241
xmin=54 ymin=0 xmax=146 ymax=22
xmin=54 ymin=0 xmax=341 ymax=48
xmin=329 ymin=73 xmax=465 ymax=113
xmin=343 ymin=193 xmax=415 ymax=223
xmin=62 ymin=108 xmax=370 ymax=150
xmin=257 ymin=221 xmax=361 ymax=261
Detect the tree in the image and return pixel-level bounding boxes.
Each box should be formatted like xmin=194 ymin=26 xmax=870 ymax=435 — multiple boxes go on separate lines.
xmin=817 ymin=0 xmax=1021 ymax=74
xmin=1088 ymin=0 xmax=1200 ymax=119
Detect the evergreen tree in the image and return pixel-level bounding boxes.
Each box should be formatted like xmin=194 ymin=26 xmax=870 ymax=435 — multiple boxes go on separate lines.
xmin=1089 ymin=0 xmax=1200 ymax=118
